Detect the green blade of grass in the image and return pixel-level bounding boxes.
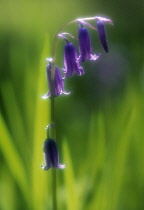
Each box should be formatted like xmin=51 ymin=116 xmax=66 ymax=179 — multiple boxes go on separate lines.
xmin=31 ymin=35 xmax=51 ymax=210
xmin=0 ymin=81 xmax=28 ymax=156
xmin=88 ymin=108 xmax=136 ymax=210
xmin=63 ymin=139 xmax=80 ymax=210
xmin=0 ymin=116 xmax=29 ymax=205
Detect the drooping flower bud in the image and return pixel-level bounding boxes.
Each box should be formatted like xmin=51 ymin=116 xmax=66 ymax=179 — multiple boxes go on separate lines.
xmin=41 ymin=138 xmax=66 ymax=170
xmin=96 ymin=20 xmax=109 ymax=53
xmin=78 ymin=25 xmax=100 ymax=62
xmin=62 ymin=42 xmax=84 ymax=78
xmin=42 ymin=61 xmax=70 ymax=99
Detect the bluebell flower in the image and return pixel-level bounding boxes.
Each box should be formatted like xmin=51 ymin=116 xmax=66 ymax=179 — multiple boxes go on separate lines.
xmin=96 ymin=19 xmax=109 ymax=53
xmin=42 ymin=63 xmax=70 ymax=99
xmin=78 ymin=25 xmax=100 ymax=62
xmin=41 ymin=138 xmax=66 ymax=170
xmin=62 ymin=42 xmax=84 ymax=78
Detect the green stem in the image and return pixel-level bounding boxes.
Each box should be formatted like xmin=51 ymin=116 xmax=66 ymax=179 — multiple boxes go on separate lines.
xmin=50 ymin=19 xmax=77 ymax=210
xmin=50 ymin=16 xmax=96 ymax=210
xmin=50 ymin=95 xmax=57 ymax=210
xmin=50 ymin=96 xmax=56 ymax=138
xmin=52 ymin=169 xmax=57 ymax=210
xmin=50 ymin=82 xmax=56 ymax=210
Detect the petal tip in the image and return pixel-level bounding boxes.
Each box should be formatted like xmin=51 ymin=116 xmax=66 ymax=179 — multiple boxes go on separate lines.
xmin=41 ymin=92 xmax=49 ymax=99
xmin=41 ymin=164 xmax=49 ymax=171
xmin=58 ymin=163 xmax=66 ymax=169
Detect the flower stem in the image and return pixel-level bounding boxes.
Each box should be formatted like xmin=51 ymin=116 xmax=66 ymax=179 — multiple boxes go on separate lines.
xmin=52 ymin=169 xmax=57 ymax=210
xmin=50 ymin=18 xmax=77 ymax=210
xmin=50 ymin=16 xmax=96 ymax=210
xmin=50 ymin=95 xmax=57 ymax=210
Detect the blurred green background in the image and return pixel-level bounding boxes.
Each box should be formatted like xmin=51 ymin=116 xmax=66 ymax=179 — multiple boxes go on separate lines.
xmin=0 ymin=0 xmax=144 ymax=209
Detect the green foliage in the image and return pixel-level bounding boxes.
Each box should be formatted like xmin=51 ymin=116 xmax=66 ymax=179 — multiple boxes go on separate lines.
xmin=1 ymin=46 xmax=144 ymax=209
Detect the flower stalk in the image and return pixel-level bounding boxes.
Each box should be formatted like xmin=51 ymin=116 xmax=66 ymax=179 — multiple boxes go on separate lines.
xmin=41 ymin=15 xmax=113 ymax=210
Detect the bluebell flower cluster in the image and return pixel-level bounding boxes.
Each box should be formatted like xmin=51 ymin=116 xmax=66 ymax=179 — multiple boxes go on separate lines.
xmin=41 ymin=16 xmax=113 ymax=171
xmin=42 ymin=16 xmax=112 ymax=99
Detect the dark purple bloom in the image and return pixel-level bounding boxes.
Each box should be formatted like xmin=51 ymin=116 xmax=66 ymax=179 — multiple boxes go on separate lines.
xmin=41 ymin=138 xmax=66 ymax=170
xmin=42 ymin=63 xmax=70 ymax=99
xmin=96 ymin=20 xmax=109 ymax=53
xmin=78 ymin=25 xmax=100 ymax=62
xmin=62 ymin=42 xmax=84 ymax=78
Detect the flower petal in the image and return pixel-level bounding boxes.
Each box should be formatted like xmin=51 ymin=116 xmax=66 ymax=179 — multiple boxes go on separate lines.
xmin=63 ymin=42 xmax=84 ymax=77
xmin=42 ymin=138 xmax=66 ymax=170
xmin=41 ymin=92 xmax=50 ymax=99
xmin=58 ymin=163 xmax=66 ymax=169
xmin=89 ymin=53 xmax=101 ymax=61
xmin=97 ymin=20 xmax=109 ymax=53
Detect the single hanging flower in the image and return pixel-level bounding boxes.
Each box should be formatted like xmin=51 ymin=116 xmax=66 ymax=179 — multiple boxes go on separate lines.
xmin=96 ymin=19 xmax=109 ymax=53
xmin=62 ymin=41 xmax=84 ymax=78
xmin=42 ymin=60 xmax=70 ymax=99
xmin=41 ymin=138 xmax=66 ymax=170
xmin=78 ymin=24 xmax=100 ymax=62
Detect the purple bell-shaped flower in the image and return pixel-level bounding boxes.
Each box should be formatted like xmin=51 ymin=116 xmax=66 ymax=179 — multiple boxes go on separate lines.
xmin=96 ymin=19 xmax=109 ymax=53
xmin=41 ymin=138 xmax=66 ymax=170
xmin=78 ymin=25 xmax=100 ymax=62
xmin=62 ymin=42 xmax=84 ymax=78
xmin=42 ymin=61 xmax=70 ymax=99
